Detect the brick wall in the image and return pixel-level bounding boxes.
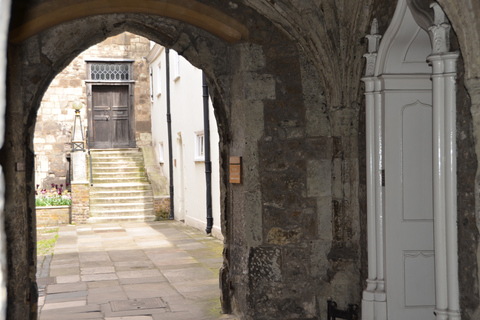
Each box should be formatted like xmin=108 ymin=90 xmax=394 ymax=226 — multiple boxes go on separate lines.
xmin=71 ymin=183 xmax=89 ymax=223
xmin=36 ymin=206 xmax=71 ymax=226
xmin=154 ymin=196 xmax=170 ymax=219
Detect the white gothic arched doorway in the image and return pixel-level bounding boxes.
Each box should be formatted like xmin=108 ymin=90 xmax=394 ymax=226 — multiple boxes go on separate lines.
xmin=361 ymin=1 xmax=461 ymax=319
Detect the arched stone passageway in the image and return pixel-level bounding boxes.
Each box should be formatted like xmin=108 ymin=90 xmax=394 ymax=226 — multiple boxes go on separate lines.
xmin=5 ymin=5 xmax=341 ymax=319
xmin=5 ymin=14 xmax=237 ymax=320
xmin=3 ymin=1 xmax=480 ymax=319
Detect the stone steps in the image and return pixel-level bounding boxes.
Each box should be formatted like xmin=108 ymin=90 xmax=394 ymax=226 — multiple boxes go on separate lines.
xmin=88 ymin=148 xmax=155 ymax=223
xmin=90 ymin=166 xmax=146 ymax=173
xmin=90 ymin=196 xmax=153 ymax=205
xmin=90 ymin=184 xmax=151 ymax=194
xmin=87 ymin=214 xmax=156 ymax=223
xmin=90 ymin=203 xmax=154 ymax=214
xmin=92 ymin=176 xmax=150 ymax=183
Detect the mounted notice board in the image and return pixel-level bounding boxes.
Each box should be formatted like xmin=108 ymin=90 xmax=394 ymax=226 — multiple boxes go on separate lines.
xmin=229 ymin=156 xmax=242 ymax=184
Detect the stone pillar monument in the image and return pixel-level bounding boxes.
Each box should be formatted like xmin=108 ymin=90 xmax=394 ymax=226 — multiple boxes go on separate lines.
xmin=71 ymin=151 xmax=89 ymax=223
xmin=70 ymin=101 xmax=89 ymax=223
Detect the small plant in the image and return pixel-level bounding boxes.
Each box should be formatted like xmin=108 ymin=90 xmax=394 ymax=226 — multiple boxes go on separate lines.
xmin=35 ymin=183 xmax=72 ymax=206
xmin=37 ymin=233 xmax=59 ymax=256
xmin=155 ymin=209 xmax=170 ymax=220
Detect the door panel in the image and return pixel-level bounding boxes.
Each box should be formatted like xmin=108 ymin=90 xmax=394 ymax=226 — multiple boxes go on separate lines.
xmin=92 ymin=105 xmax=110 ymax=148
xmin=384 ymin=90 xmax=435 ymax=319
xmin=91 ymin=85 xmax=130 ymax=148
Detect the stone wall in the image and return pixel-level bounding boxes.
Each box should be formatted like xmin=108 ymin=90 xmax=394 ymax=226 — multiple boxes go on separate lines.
xmin=3 ymin=1 xmax=480 ymax=320
xmin=34 ymin=32 xmax=152 ymax=190
xmin=36 ymin=206 xmax=71 ymax=226
xmin=153 ymin=196 xmax=170 ymax=218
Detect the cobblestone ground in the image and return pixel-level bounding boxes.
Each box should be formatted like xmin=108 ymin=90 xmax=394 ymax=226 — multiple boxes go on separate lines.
xmin=37 ymin=221 xmax=238 ymax=320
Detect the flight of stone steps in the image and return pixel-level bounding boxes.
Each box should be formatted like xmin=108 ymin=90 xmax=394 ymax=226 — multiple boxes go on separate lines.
xmin=87 ymin=148 xmax=155 ymax=223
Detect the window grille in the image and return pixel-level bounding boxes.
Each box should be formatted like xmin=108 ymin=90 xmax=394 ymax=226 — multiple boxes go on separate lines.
xmin=90 ymin=63 xmax=131 ymax=81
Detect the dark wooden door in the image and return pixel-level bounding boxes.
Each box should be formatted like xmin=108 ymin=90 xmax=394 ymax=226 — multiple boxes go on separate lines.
xmin=91 ymin=85 xmax=130 ymax=148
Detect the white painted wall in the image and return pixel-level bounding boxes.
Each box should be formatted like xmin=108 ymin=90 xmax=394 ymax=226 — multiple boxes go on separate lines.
xmin=146 ymin=44 xmax=222 ymax=239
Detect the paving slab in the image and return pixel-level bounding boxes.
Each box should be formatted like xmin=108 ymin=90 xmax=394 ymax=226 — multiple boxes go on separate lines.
xmin=38 ymin=221 xmax=236 ymax=320
xmin=88 ymin=286 xmax=128 ymax=304
xmin=49 ymin=266 xmax=80 ymax=276
xmin=47 ymin=282 xmax=88 ymax=294
xmin=56 ymin=275 xmax=81 ymax=283
xmin=87 ymin=280 xmax=120 ymax=289
xmin=81 ymin=273 xmax=119 ymax=282
xmin=50 ymin=262 xmax=80 ymax=269
xmin=123 ymin=283 xmax=181 ymax=300
xmin=82 ymin=266 xmax=116 ymax=274
xmin=42 ymin=299 xmax=87 ymax=311
xmin=45 ymin=290 xmax=88 ymax=302
xmin=116 ymin=269 xmax=163 ymax=279
xmin=105 ymin=316 xmax=153 ymax=320
xmin=118 ymin=277 xmax=167 ymax=285
xmin=80 ymin=260 xmax=114 ymax=268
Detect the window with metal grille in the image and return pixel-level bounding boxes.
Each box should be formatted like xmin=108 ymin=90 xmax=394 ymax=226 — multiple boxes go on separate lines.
xmin=89 ymin=63 xmax=131 ymax=81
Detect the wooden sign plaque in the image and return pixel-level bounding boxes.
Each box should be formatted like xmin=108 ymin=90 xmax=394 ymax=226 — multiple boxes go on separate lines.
xmin=229 ymin=156 xmax=242 ymax=184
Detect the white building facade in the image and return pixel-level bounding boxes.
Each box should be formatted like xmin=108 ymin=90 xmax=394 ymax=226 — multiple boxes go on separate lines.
xmin=146 ymin=44 xmax=222 ymax=239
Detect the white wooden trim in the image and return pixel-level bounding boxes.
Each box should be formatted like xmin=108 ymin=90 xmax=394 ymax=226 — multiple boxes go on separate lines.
xmin=443 ymin=54 xmax=461 ymax=320
xmin=361 ymin=76 xmax=377 ymax=319
xmin=363 ymin=1 xmax=460 ymax=319
xmin=427 ymin=51 xmax=461 ymax=320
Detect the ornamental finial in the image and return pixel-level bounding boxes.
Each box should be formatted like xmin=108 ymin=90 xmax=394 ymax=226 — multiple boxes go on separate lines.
xmin=428 ymin=3 xmax=450 ymax=54
xmin=364 ymin=18 xmax=382 ymax=76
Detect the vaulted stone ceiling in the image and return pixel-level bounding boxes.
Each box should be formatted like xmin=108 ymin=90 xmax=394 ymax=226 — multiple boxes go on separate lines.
xmin=8 ymin=0 xmax=480 ymax=105
xmin=8 ymin=0 xmax=396 ymax=111
xmin=241 ymin=0 xmax=378 ymax=109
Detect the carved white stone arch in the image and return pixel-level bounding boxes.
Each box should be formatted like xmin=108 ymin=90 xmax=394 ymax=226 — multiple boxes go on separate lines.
xmin=374 ymin=0 xmax=432 ymax=75
xmin=362 ymin=0 xmax=460 ymax=319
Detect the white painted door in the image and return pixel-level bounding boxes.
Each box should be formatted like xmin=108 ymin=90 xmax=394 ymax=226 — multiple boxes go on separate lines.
xmin=384 ymin=88 xmax=436 ymax=319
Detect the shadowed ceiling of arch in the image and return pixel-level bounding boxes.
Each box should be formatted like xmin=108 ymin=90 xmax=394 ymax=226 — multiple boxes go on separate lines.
xmin=8 ymin=0 xmax=249 ymax=44
xmin=9 ymin=0 xmax=405 ymax=108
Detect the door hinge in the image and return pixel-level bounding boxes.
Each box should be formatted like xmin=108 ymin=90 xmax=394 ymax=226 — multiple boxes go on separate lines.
xmin=381 ymin=169 xmax=385 ymax=187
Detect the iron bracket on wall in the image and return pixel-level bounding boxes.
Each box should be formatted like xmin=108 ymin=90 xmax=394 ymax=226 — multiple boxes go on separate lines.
xmin=327 ymin=300 xmax=359 ymax=320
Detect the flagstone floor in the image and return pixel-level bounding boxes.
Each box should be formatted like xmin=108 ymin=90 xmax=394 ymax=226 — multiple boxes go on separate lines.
xmin=37 ymin=220 xmax=238 ymax=320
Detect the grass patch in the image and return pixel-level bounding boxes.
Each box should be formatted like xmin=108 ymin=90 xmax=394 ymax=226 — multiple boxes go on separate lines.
xmin=37 ymin=232 xmax=58 ymax=256
xmin=43 ymin=227 xmax=59 ymax=234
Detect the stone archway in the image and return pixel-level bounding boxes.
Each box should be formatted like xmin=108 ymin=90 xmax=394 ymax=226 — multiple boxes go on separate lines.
xmin=5 ymin=14 xmax=233 ymax=320
xmin=5 ymin=5 xmax=326 ymax=319
xmin=3 ymin=1 xmax=480 ymax=320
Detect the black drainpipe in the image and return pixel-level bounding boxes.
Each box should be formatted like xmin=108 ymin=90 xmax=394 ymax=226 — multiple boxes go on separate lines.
xmin=203 ymin=72 xmax=213 ymax=234
xmin=166 ymin=48 xmax=174 ymax=220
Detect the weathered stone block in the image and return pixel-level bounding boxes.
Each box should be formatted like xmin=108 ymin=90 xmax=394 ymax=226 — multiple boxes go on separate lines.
xmin=248 ymin=247 xmax=282 ymax=284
